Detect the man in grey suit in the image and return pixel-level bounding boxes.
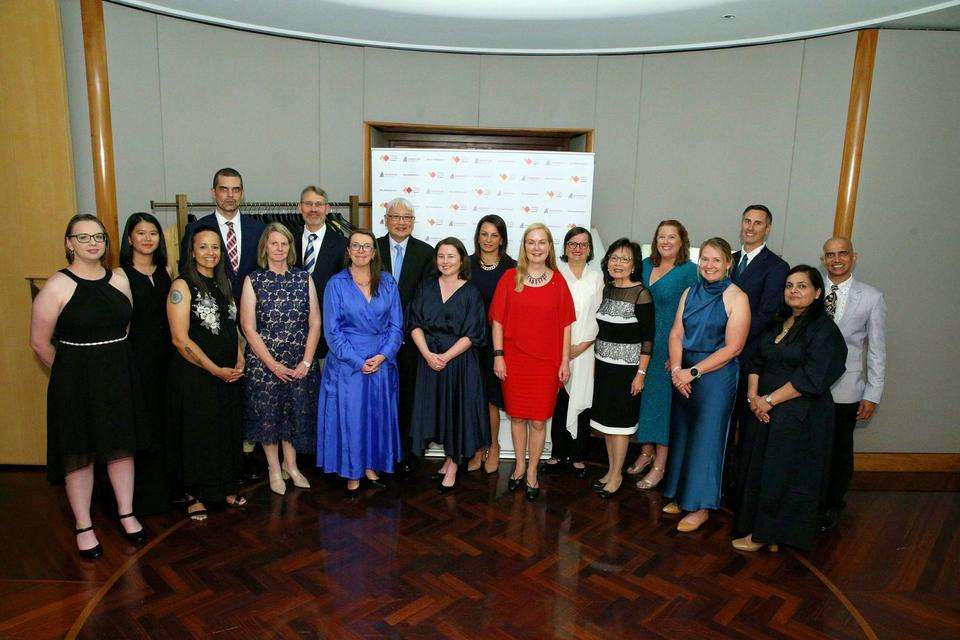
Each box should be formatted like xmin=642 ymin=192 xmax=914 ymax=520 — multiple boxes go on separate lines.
xmin=820 ymin=236 xmax=886 ymax=531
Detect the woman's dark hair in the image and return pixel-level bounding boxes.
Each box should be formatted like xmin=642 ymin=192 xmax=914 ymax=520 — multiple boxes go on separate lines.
xmin=777 ymin=264 xmax=826 ymax=340
xmin=649 ymin=219 xmax=690 ymax=267
xmin=600 ymin=237 xmax=643 ymax=285
xmin=119 ymin=212 xmax=168 ymax=269
xmin=181 ymin=227 xmax=232 ymax=300
xmin=472 ymin=214 xmax=508 ymax=260
xmin=64 ymin=213 xmax=109 ymax=265
xmin=432 ymin=237 xmax=471 ymax=280
xmin=344 ymin=229 xmax=383 ymax=297
xmin=561 ymin=226 xmax=594 ymax=263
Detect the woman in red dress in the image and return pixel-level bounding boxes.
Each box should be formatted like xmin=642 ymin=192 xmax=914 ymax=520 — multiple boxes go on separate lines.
xmin=489 ymin=223 xmax=575 ymax=501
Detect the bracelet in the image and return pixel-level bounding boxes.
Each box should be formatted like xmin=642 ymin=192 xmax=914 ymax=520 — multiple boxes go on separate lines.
xmin=637 ymin=368 xmax=646 ymax=375
xmin=302 ymin=360 xmax=312 ymax=368
xmin=493 ymin=349 xmax=504 ymax=357
xmin=671 ymin=366 xmax=681 ymax=373
xmin=764 ymin=394 xmax=775 ymax=406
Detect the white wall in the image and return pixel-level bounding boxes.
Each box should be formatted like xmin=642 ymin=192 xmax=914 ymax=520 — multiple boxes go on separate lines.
xmin=60 ymin=2 xmax=958 ymax=452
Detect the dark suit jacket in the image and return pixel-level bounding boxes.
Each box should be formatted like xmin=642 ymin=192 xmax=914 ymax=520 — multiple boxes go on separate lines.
xmin=731 ymin=245 xmax=789 ymax=363
xmin=377 ymin=234 xmax=434 ymax=313
xmin=178 ymin=212 xmax=266 ymax=301
xmin=294 ymin=224 xmax=349 ymax=358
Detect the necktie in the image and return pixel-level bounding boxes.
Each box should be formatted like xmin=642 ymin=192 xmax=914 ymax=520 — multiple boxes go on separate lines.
xmin=225 ymin=220 xmax=239 ymax=272
xmin=304 ymin=233 xmax=317 ymax=273
xmin=825 ymin=284 xmax=839 ymax=318
xmin=735 ymin=253 xmax=748 ymax=279
xmin=393 ymin=243 xmax=404 ymax=279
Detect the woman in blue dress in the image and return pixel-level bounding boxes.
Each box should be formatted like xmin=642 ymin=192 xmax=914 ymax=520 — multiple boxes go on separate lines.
xmin=629 ymin=220 xmax=699 ymax=490
xmin=662 ymin=237 xmax=750 ymax=533
xmin=316 ymin=229 xmax=403 ymax=495
xmin=240 ymin=223 xmax=321 ymax=496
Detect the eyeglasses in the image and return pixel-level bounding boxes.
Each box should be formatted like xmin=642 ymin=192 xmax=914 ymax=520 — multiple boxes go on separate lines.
xmin=349 ymin=242 xmax=374 ymax=252
xmin=300 ymin=200 xmax=327 ymax=209
xmin=566 ymin=241 xmax=589 ymax=250
xmin=608 ymin=255 xmax=633 ymax=264
xmin=386 ymin=214 xmax=415 ymax=222
xmin=68 ymin=233 xmax=107 ymax=244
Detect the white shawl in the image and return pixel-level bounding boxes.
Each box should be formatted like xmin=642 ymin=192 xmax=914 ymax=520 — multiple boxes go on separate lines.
xmin=558 ymin=261 xmax=604 ymax=437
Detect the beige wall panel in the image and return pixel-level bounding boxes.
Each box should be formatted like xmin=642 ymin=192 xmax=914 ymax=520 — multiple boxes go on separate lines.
xmin=320 ymin=43 xmax=364 ymax=201
xmin=157 ymin=15 xmax=320 ymax=201
xmin=634 ymin=42 xmax=804 ymax=250
xmin=852 ymin=30 xmax=960 ymax=453
xmin=592 ymin=55 xmax=643 ymax=244
xmin=0 ymin=0 xmax=77 ymax=463
xmin=363 ymin=48 xmax=479 ymax=126
xmin=780 ymin=33 xmax=856 ymax=267
xmin=478 ymin=55 xmax=597 ymax=129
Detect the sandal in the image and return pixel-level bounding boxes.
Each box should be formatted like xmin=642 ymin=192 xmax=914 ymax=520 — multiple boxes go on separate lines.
xmin=186 ymin=497 xmax=208 ymax=522
xmin=225 ymin=495 xmax=247 ymax=507
xmin=626 ymin=452 xmax=655 ymax=475
xmin=636 ymin=465 xmax=665 ymax=490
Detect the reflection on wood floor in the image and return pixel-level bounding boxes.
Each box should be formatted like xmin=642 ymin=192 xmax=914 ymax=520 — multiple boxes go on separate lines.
xmin=0 ymin=465 xmax=956 ymax=639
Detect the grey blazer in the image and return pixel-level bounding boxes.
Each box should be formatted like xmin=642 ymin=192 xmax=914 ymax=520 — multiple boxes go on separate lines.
xmin=829 ymin=278 xmax=886 ymax=404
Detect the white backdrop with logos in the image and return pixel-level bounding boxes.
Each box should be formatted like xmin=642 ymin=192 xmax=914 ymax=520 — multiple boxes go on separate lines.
xmin=372 ymin=148 xmax=596 ymax=460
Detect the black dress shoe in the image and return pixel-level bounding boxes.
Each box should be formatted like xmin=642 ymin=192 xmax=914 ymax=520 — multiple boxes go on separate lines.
xmin=819 ymin=509 xmax=840 ymax=532
xmin=345 ymin=484 xmax=362 ymax=498
xmin=365 ymin=475 xmax=388 ymax=489
xmin=507 ymin=476 xmax=525 ymax=492
xmin=439 ymin=476 xmax=458 ymax=493
xmin=396 ymin=460 xmax=414 ymax=475
xmin=241 ymin=453 xmax=262 ymax=483
xmin=118 ymin=513 xmax=147 ymax=545
xmin=599 ymin=481 xmax=622 ymax=499
xmin=74 ymin=525 xmax=103 ymax=560
xmin=591 ymin=479 xmax=607 ymax=492
xmin=571 ymin=464 xmax=588 ymax=479
xmin=525 ymin=484 xmax=540 ymax=501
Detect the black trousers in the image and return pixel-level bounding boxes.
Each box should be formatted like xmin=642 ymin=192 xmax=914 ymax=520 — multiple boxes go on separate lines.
xmin=397 ymin=342 xmax=419 ymax=458
xmin=550 ymin=387 xmax=590 ymax=463
xmin=825 ymin=402 xmax=859 ymax=511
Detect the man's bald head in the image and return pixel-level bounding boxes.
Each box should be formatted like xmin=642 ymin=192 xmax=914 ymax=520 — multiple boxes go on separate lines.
xmin=822 ymin=236 xmax=857 ymax=282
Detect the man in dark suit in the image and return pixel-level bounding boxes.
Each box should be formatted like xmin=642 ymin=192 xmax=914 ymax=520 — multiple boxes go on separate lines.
xmin=292 ymin=186 xmax=348 ymax=364
xmin=178 ymin=167 xmax=266 ymax=302
xmin=377 ymin=197 xmax=433 ymax=473
xmin=728 ymin=204 xmax=789 ymax=495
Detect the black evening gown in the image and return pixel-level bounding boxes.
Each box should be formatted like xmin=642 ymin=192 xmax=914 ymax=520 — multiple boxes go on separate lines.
xmin=167 ymin=275 xmax=242 ymax=504
xmin=408 ymin=279 xmax=491 ymax=461
xmin=123 ymin=265 xmax=172 ymax=514
xmin=468 ymin=254 xmax=516 ymax=409
xmin=46 ymin=269 xmax=140 ymax=483
xmin=734 ymin=314 xmax=847 ymax=550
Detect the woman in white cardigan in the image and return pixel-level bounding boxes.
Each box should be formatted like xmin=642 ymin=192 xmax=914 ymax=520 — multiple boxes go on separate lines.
xmin=543 ymin=227 xmax=604 ymax=478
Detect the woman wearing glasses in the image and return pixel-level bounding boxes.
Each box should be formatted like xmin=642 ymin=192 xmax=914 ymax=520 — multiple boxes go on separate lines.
xmin=590 ymin=239 xmax=655 ymax=498
xmin=316 ymin=229 xmax=403 ymax=495
xmin=30 ymin=214 xmax=146 ymax=558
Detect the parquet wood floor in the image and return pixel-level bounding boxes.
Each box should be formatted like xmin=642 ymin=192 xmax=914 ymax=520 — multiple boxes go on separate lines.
xmin=0 ymin=465 xmax=956 ymax=639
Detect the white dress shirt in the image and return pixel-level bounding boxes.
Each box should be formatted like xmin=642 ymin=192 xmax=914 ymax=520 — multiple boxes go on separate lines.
xmin=388 ymin=235 xmax=410 ymax=278
xmin=301 ymin=225 xmax=327 ymax=272
xmin=738 ymin=243 xmax=766 ymax=270
xmin=828 ymin=275 xmax=854 ymax=323
xmin=215 ymin=210 xmax=242 ymax=254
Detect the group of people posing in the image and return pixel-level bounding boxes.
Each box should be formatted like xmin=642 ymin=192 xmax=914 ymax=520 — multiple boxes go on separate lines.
xmin=31 ymin=167 xmax=886 ymax=560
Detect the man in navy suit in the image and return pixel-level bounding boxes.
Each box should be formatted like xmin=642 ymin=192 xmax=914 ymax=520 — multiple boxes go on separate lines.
xmin=292 ymin=186 xmax=348 ymax=364
xmin=376 ymin=197 xmax=433 ymax=474
xmin=178 ymin=167 xmax=265 ymax=303
xmin=728 ymin=204 xmax=789 ymax=494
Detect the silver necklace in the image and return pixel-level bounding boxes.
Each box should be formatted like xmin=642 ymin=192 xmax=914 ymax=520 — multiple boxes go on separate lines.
xmin=479 ymin=258 xmax=500 ymax=271
xmin=526 ymin=270 xmax=548 ymax=286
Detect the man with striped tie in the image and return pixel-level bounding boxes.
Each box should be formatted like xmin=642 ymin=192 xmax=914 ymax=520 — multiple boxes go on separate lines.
xmin=294 ymin=186 xmax=347 ymax=364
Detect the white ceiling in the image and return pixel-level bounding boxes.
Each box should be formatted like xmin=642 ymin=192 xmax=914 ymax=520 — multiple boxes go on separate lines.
xmin=111 ymin=0 xmax=960 ymax=54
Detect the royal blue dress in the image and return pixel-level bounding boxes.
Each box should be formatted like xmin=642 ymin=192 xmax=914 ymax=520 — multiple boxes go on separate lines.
xmin=316 ymin=270 xmax=403 ymax=479
xmin=637 ymin=259 xmax=699 ymax=445
xmin=662 ymin=278 xmax=739 ymax=511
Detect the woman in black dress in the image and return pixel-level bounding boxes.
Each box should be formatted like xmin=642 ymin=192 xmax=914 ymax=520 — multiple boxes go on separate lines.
xmin=30 ymin=214 xmax=146 ymax=558
xmin=466 ymin=215 xmax=516 ymax=474
xmin=167 ymin=228 xmax=246 ymax=521
xmin=733 ymin=265 xmax=847 ymax=552
xmin=117 ymin=212 xmax=172 ymax=515
xmin=408 ymin=238 xmax=490 ymax=491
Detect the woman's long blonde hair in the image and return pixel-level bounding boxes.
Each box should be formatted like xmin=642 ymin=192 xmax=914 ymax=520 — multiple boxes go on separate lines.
xmin=514 ymin=222 xmax=558 ymax=292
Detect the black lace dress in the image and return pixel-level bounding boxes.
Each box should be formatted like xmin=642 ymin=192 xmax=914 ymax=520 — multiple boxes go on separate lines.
xmin=167 ymin=275 xmax=242 ymax=504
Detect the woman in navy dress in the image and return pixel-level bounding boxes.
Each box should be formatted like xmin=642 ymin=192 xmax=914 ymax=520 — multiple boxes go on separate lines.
xmin=662 ymin=237 xmax=750 ymax=533
xmin=408 ymin=238 xmax=489 ymax=491
xmin=732 ymin=265 xmax=846 ymax=552
xmin=316 ymin=229 xmax=403 ymax=494
xmin=240 ymin=223 xmax=321 ymax=496
xmin=31 ymin=214 xmax=145 ymax=558
xmin=466 ymin=215 xmax=516 ymax=474
xmin=629 ymin=220 xmax=698 ymax=491
xmin=117 ymin=212 xmax=173 ymax=515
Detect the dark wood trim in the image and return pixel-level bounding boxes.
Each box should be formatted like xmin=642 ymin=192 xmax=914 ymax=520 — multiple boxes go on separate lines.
xmin=80 ymin=0 xmax=119 ymax=267
xmin=854 ymin=452 xmax=960 ymax=473
xmin=834 ymin=29 xmax=878 ymax=240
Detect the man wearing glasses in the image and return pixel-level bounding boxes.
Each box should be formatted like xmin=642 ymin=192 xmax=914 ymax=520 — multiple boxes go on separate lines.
xmin=377 ymin=198 xmax=433 ymax=474
xmin=294 ymin=186 xmax=348 ymax=364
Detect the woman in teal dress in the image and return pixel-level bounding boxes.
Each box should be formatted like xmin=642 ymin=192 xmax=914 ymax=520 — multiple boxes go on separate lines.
xmin=661 ymin=238 xmax=750 ymax=533
xmin=629 ymin=220 xmax=699 ymax=491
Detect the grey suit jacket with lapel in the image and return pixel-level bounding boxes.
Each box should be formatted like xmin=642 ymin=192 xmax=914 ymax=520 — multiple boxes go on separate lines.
xmin=829 ymin=278 xmax=886 ymax=404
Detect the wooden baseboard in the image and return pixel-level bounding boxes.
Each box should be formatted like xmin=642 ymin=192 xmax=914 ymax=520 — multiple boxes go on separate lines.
xmin=854 ymin=453 xmax=960 ymax=473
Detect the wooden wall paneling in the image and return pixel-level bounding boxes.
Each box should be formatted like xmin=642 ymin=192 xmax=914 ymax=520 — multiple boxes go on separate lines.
xmin=0 ymin=0 xmax=78 ymax=463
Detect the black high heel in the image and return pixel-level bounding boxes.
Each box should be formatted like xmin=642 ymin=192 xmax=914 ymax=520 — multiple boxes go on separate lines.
xmin=525 ymin=473 xmax=541 ymax=501
xmin=118 ymin=513 xmax=147 ymax=545
xmin=599 ymin=481 xmax=622 ymax=499
xmin=74 ymin=525 xmax=103 ymax=560
xmin=571 ymin=463 xmax=588 ymax=479
xmin=591 ymin=479 xmax=607 ymax=492
xmin=439 ymin=475 xmax=458 ymax=493
xmin=507 ymin=475 xmax=525 ymax=492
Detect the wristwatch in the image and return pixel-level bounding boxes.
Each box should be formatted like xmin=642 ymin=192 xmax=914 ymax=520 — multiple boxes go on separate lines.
xmin=764 ymin=394 xmax=775 ymax=406
xmin=690 ymin=367 xmax=702 ymax=380
xmin=493 ymin=349 xmax=505 ymax=357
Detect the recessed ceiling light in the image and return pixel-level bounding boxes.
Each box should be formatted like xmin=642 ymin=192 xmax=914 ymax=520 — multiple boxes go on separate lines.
xmin=721 ymin=14 xmax=736 ymax=20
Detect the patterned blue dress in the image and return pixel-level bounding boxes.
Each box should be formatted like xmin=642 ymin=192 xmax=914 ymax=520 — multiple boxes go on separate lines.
xmin=242 ymin=268 xmax=318 ymax=452
xmin=636 ymin=259 xmax=699 ymax=445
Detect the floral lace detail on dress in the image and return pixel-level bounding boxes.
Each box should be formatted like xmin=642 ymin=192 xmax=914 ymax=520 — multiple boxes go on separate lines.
xmin=193 ymin=293 xmax=222 ymax=334
xmin=596 ymin=339 xmax=643 ymax=365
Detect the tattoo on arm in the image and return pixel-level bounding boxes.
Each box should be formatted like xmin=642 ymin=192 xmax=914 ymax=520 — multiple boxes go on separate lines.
xmin=184 ymin=345 xmax=202 ymax=366
xmin=170 ymin=290 xmax=183 ymax=304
